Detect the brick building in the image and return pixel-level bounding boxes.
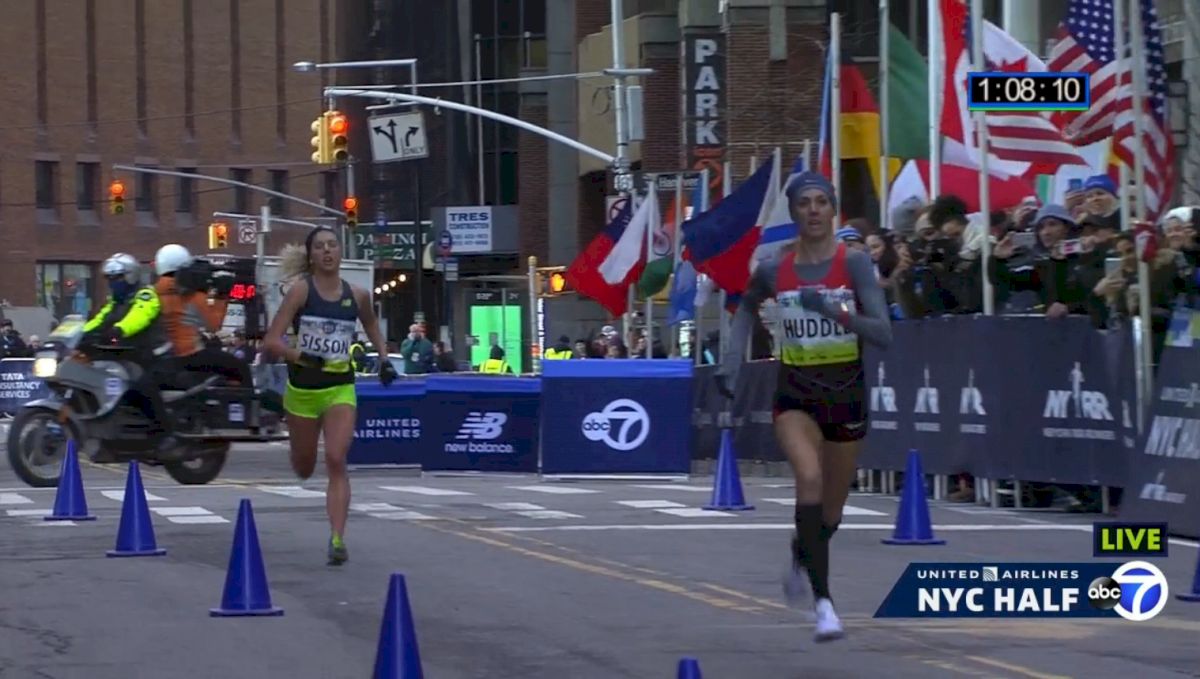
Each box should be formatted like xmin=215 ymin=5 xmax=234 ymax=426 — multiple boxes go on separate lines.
xmin=0 ymin=0 xmax=359 ymax=323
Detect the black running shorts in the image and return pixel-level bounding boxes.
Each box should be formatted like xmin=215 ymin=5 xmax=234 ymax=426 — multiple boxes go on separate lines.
xmin=773 ymin=363 xmax=867 ymax=443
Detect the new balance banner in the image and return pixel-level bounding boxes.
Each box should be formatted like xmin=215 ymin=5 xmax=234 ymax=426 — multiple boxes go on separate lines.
xmin=348 ymin=379 xmax=428 ymax=467
xmin=421 ymin=375 xmax=540 ymax=473
xmin=0 ymin=359 xmax=50 ymax=415
xmin=1119 ymin=310 xmax=1200 ymax=539
xmin=541 ymin=359 xmax=693 ymax=475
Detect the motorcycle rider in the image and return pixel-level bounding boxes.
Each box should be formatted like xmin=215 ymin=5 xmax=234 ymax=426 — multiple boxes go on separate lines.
xmin=82 ymin=252 xmax=176 ymax=451
xmin=152 ymin=244 xmax=252 ymax=387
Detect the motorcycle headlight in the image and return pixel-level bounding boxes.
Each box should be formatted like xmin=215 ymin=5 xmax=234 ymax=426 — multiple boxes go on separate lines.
xmin=33 ymin=357 xmax=58 ymax=377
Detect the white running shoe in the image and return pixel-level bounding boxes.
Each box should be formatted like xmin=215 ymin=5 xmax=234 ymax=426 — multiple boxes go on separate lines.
xmin=813 ymin=598 xmax=845 ymax=642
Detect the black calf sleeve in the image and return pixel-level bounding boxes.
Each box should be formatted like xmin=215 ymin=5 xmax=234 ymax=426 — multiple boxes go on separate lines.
xmin=793 ymin=504 xmax=830 ymax=599
xmin=820 ymin=522 xmax=841 ymax=542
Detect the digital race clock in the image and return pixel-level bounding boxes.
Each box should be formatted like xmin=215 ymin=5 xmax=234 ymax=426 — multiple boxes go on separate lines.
xmin=967 ymin=72 xmax=1090 ymax=112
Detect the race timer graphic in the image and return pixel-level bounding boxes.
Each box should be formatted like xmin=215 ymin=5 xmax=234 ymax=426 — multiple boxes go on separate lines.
xmin=874 ymin=560 xmax=1169 ymax=621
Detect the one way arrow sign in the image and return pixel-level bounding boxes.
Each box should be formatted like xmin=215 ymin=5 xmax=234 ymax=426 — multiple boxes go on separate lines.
xmin=368 ymin=111 xmax=429 ymax=163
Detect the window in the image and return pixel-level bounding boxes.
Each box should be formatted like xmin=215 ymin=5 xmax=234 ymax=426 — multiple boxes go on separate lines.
xmin=230 ymin=168 xmax=251 ymax=214
xmin=35 ymin=161 xmax=57 ymax=209
xmin=76 ymin=162 xmax=99 ymax=211
xmin=269 ymin=169 xmax=289 ymax=216
xmin=36 ymin=262 xmax=95 ymax=320
xmin=135 ymin=169 xmax=156 ymax=213
xmin=176 ymin=168 xmax=195 ymax=214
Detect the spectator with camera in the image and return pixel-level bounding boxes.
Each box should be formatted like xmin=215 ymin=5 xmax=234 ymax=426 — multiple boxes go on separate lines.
xmin=988 ymin=203 xmax=1091 ymax=318
xmin=889 ymin=195 xmax=978 ymax=318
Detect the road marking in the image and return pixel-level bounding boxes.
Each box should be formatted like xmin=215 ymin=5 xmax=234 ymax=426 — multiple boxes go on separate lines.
xmin=256 ymin=485 xmax=327 ymax=499
xmin=150 ymin=506 xmax=229 ymax=524
xmin=6 ymin=509 xmax=51 ymax=517
xmin=632 ymin=484 xmax=712 ymax=493
xmin=486 ymin=502 xmax=546 ymax=511
xmin=482 ymin=522 xmax=1109 ymax=534
xmin=36 ymin=519 xmax=77 ymax=526
xmin=351 ymin=502 xmax=434 ymax=520
xmin=617 ymin=500 xmax=685 ymax=509
xmin=658 ymin=508 xmax=735 ymax=518
xmin=101 ymin=490 xmax=167 ymax=503
xmin=507 ymin=485 xmax=600 ymax=495
xmin=761 ymin=498 xmax=887 ymax=516
xmin=484 ymin=501 xmax=582 ymax=520
xmin=379 ymin=485 xmax=474 ymax=496
xmin=0 ymin=492 xmax=33 ymax=505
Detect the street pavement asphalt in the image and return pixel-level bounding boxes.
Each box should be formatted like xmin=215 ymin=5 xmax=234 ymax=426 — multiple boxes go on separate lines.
xmin=0 ymin=439 xmax=1198 ymax=679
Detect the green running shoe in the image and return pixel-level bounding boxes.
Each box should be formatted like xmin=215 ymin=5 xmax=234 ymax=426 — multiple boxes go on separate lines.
xmin=327 ymin=534 xmax=348 ymax=565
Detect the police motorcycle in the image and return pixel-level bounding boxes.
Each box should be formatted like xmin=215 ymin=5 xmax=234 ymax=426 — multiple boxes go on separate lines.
xmin=6 ymin=257 xmax=288 ymax=488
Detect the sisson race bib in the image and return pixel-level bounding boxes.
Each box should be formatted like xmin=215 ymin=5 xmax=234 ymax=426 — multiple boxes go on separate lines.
xmin=296 ymin=315 xmax=356 ymax=372
xmin=776 ymin=286 xmax=860 ymax=366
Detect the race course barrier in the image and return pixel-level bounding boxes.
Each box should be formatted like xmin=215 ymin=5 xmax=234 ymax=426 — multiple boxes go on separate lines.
xmin=421 ymin=375 xmax=540 ymax=474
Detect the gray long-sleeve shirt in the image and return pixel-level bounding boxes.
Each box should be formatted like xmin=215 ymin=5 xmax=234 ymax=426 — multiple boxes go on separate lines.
xmin=718 ymin=247 xmax=893 ymax=388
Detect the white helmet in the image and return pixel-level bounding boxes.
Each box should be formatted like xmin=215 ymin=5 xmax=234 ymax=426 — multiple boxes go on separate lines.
xmin=102 ymin=253 xmax=141 ymax=285
xmin=155 ymin=244 xmax=193 ymax=275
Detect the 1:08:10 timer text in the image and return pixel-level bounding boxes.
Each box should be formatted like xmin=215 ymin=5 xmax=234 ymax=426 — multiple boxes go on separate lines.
xmin=967 ymin=73 xmax=1091 ymax=112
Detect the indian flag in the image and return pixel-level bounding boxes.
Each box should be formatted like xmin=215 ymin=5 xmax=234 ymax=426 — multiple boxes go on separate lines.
xmin=635 ymin=190 xmax=679 ymax=298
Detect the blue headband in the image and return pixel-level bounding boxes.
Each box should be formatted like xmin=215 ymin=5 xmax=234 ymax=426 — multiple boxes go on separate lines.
xmin=785 ymin=171 xmax=838 ymax=210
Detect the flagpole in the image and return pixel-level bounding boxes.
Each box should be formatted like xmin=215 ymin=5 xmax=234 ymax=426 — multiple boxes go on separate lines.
xmin=970 ymin=0 xmax=994 ymax=316
xmin=927 ymin=0 xmax=941 ymax=196
xmin=831 ymin=11 xmax=842 ymax=228
xmin=719 ymin=160 xmax=732 ymax=359
xmin=644 ymin=177 xmax=657 ymax=359
xmin=746 ymin=154 xmax=758 ymax=362
xmin=879 ymin=0 xmax=890 ymax=231
xmin=672 ymin=175 xmax=684 ymax=356
xmin=1129 ymin=0 xmax=1155 ymax=399
xmin=695 ymin=166 xmax=711 ymax=366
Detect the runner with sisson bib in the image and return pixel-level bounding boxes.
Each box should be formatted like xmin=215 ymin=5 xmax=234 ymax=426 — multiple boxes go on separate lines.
xmin=717 ymin=171 xmax=893 ymax=643
xmin=263 ymin=227 xmax=396 ymax=565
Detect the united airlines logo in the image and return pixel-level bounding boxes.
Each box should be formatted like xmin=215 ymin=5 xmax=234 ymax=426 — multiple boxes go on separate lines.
xmin=455 ymin=412 xmax=508 ymax=441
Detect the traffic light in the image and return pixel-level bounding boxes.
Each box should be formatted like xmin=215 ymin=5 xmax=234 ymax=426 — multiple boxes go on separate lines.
xmin=343 ymin=196 xmax=358 ymax=228
xmin=208 ymin=222 xmax=229 ymax=249
xmin=540 ymin=268 xmax=572 ymax=297
xmin=549 ymin=272 xmax=567 ymax=294
xmin=327 ymin=110 xmax=349 ymax=162
xmin=108 ymin=180 xmax=126 ymax=215
xmin=310 ymin=115 xmax=330 ymax=164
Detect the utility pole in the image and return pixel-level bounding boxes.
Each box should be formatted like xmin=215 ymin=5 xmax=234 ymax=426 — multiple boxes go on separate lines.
xmin=609 ymin=0 xmax=632 ymax=194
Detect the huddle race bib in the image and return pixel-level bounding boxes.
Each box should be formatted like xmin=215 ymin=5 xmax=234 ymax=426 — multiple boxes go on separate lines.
xmin=776 ymin=287 xmax=860 ymax=366
xmin=296 ymin=315 xmax=356 ymax=372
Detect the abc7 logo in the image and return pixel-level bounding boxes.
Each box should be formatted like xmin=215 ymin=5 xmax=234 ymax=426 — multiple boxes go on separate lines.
xmin=1087 ymin=560 xmax=1169 ymax=622
xmin=581 ymin=399 xmax=650 ymax=451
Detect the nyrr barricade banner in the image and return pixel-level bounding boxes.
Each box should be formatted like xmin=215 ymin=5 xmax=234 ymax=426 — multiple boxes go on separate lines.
xmin=859 ymin=316 xmax=1134 ymax=484
xmin=1119 ymin=309 xmax=1200 ymax=539
xmin=874 ymin=561 xmax=1170 ymax=621
xmin=540 ymin=359 xmax=693 ymax=475
xmin=348 ymin=379 xmax=427 ymax=467
xmin=421 ymin=375 xmax=540 ymax=473
xmin=0 ymin=359 xmax=50 ymax=415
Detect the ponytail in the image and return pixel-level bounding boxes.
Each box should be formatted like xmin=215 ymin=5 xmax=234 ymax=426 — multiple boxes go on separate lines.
xmin=277 ymin=243 xmax=310 ymax=282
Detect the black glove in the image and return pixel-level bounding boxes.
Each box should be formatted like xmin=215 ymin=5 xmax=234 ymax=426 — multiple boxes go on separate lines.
xmin=379 ymin=359 xmax=398 ymax=386
xmin=714 ymin=373 xmax=735 ymax=401
xmin=211 ymin=271 xmax=236 ymax=297
xmin=85 ymin=327 xmax=122 ymax=345
xmin=297 ymin=352 xmax=325 ymax=367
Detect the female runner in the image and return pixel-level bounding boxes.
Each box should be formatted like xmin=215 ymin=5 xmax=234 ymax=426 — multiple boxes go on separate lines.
xmin=717 ymin=171 xmax=893 ymax=641
xmin=263 ymin=227 xmax=396 ymax=565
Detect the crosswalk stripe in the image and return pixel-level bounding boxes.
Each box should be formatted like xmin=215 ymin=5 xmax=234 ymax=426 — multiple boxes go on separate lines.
xmin=168 ymin=515 xmax=230 ymax=524
xmin=6 ymin=508 xmax=50 ymax=517
xmin=656 ymin=507 xmax=735 ymax=518
xmin=761 ymin=498 xmax=886 ymax=516
xmin=486 ymin=502 xmax=545 ymax=511
xmin=351 ymin=502 xmax=434 ymax=520
xmin=507 ymin=485 xmax=600 ymax=495
xmin=256 ymin=485 xmax=327 ymax=499
xmin=617 ymin=500 xmax=686 ymax=509
xmin=102 ymin=490 xmax=167 ymax=503
xmin=515 ymin=509 xmax=584 ymax=520
xmin=0 ymin=493 xmax=33 ymax=505
xmin=151 ymin=506 xmax=214 ymax=516
xmin=632 ymin=484 xmax=712 ymax=493
xmin=379 ymin=485 xmax=474 ymax=496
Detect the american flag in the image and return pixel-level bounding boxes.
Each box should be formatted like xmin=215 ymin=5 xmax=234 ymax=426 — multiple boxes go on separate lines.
xmin=1046 ymin=0 xmax=1128 ymax=145
xmin=1048 ymin=0 xmax=1175 ymax=216
xmin=1111 ymin=0 xmax=1174 ymax=217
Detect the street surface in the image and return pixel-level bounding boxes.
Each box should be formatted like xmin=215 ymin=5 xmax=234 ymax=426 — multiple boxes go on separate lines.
xmin=1 ymin=432 xmax=1198 ymax=678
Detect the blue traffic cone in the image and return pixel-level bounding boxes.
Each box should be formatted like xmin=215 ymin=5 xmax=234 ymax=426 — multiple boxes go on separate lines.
xmin=210 ymin=499 xmax=283 ymax=617
xmin=45 ymin=440 xmax=95 ymax=522
xmin=1176 ymin=549 xmax=1200 ymax=602
xmin=107 ymin=461 xmax=166 ymax=557
xmin=881 ymin=449 xmax=945 ymax=545
xmin=677 ymin=657 xmax=703 ymax=678
xmin=373 ymin=573 xmax=424 ymax=679
xmin=703 ymin=429 xmax=754 ymax=511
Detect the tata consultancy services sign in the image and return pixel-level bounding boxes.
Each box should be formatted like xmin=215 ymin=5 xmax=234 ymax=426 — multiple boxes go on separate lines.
xmin=445 ymin=206 xmax=493 ymax=254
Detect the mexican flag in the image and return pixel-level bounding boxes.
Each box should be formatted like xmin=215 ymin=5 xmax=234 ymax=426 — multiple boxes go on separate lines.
xmin=636 ymin=190 xmax=686 ymax=298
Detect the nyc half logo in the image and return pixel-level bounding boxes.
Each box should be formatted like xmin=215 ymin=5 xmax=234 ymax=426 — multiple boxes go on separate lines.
xmin=874 ymin=560 xmax=1170 ymax=622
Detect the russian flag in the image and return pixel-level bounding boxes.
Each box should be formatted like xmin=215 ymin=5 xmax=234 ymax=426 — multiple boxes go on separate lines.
xmin=565 ymin=195 xmax=651 ymax=318
xmin=681 ymin=157 xmax=780 ymax=296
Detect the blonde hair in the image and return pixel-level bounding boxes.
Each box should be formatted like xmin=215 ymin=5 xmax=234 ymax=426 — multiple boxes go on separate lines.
xmin=277 ymin=243 xmax=311 ymax=281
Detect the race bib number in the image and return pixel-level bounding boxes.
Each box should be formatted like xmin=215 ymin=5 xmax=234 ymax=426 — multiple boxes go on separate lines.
xmin=296 ymin=315 xmax=355 ymax=371
xmin=776 ymin=287 xmax=860 ymax=366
